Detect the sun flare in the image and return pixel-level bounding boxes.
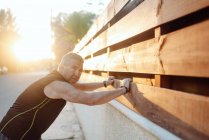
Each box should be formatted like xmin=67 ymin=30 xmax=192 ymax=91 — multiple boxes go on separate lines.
xmin=13 ymin=39 xmax=53 ymax=62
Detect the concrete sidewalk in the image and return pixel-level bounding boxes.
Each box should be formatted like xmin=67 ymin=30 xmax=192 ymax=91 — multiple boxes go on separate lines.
xmin=42 ymin=102 xmax=85 ymax=140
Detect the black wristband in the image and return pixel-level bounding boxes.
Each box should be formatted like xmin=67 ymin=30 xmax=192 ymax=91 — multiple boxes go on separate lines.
xmin=103 ymin=81 xmax=107 ymax=87
xmin=120 ymin=86 xmax=129 ymax=94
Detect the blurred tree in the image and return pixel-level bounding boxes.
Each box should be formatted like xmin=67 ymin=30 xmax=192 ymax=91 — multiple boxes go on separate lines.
xmin=51 ymin=11 xmax=96 ymax=63
xmin=63 ymin=11 xmax=96 ymax=43
xmin=0 ymin=9 xmax=20 ymax=72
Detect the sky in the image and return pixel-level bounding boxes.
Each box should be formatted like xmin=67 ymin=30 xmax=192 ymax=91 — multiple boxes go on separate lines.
xmin=0 ymin=0 xmax=110 ymax=62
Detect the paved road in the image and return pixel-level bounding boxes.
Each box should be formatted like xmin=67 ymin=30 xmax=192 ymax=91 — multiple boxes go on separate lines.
xmin=0 ymin=72 xmax=84 ymax=140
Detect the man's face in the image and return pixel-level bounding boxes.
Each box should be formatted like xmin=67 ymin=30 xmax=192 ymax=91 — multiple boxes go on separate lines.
xmin=64 ymin=59 xmax=83 ymax=83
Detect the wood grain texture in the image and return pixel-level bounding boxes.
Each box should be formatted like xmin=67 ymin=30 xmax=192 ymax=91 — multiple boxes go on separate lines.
xmin=80 ymin=73 xmax=209 ymax=139
xmin=107 ymin=0 xmax=209 ymax=47
xmin=129 ymin=83 xmax=209 ymax=140
xmin=83 ymin=20 xmax=209 ymax=77
xmin=75 ymin=1 xmax=209 ymax=139
xmin=73 ymin=0 xmax=130 ymax=53
xmin=76 ymin=0 xmax=209 ymax=57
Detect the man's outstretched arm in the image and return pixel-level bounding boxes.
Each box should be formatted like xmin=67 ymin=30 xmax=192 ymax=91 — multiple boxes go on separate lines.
xmin=44 ymin=78 xmax=131 ymax=106
xmin=72 ymin=76 xmax=115 ymax=91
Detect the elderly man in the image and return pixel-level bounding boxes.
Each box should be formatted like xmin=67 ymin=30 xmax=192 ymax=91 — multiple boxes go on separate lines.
xmin=0 ymin=52 xmax=131 ymax=140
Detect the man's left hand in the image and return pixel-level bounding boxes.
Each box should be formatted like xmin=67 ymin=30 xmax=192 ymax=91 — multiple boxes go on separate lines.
xmin=106 ymin=76 xmax=115 ymax=86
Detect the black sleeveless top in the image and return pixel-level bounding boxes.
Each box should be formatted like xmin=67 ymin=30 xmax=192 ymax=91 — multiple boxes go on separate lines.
xmin=0 ymin=71 xmax=67 ymax=140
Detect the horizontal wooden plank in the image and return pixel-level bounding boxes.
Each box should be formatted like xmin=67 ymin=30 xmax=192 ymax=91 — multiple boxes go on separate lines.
xmin=107 ymin=0 xmax=209 ymax=48
xmin=84 ymin=54 xmax=108 ymax=70
xmin=78 ymin=31 xmax=106 ymax=57
xmin=133 ymin=77 xmax=155 ymax=86
xmin=80 ymin=73 xmax=209 ymax=139
xmin=83 ymin=19 xmax=209 ymax=77
xmin=114 ymin=0 xmax=131 ymax=15
xmin=158 ymin=0 xmax=209 ymax=23
xmin=96 ymin=0 xmax=114 ymax=32
xmin=131 ymin=84 xmax=209 ymax=139
xmin=73 ymin=0 xmax=130 ymax=53
xmin=77 ymin=0 xmax=209 ymax=58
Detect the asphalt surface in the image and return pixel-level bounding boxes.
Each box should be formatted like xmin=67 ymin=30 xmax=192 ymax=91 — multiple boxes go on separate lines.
xmin=0 ymin=72 xmax=84 ymax=140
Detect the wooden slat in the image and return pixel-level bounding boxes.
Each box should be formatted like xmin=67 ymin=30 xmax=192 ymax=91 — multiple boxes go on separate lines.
xmin=107 ymin=0 xmax=209 ymax=47
xmin=78 ymin=31 xmax=107 ymax=57
xmin=73 ymin=24 xmax=96 ymax=53
xmin=158 ymin=0 xmax=209 ymax=23
xmin=74 ymin=0 xmax=130 ymax=53
xmin=133 ymin=77 xmax=154 ymax=86
xmin=77 ymin=0 xmax=209 ymax=57
xmin=83 ymin=19 xmax=209 ymax=77
xmin=80 ymin=73 xmax=209 ymax=139
xmin=76 ymin=1 xmax=209 ymax=139
xmin=83 ymin=53 xmax=108 ymax=70
xmin=154 ymin=27 xmax=171 ymax=88
xmin=155 ymin=75 xmax=171 ymax=88
xmin=96 ymin=0 xmax=114 ymax=32
xmin=131 ymin=84 xmax=209 ymax=139
xmin=114 ymin=0 xmax=130 ymax=16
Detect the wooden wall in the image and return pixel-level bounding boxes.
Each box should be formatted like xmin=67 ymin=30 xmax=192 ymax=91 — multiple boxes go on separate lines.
xmin=73 ymin=0 xmax=209 ymax=139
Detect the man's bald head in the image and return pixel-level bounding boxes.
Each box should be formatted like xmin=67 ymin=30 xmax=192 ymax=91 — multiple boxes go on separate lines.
xmin=59 ymin=52 xmax=84 ymax=66
xmin=57 ymin=53 xmax=84 ymax=82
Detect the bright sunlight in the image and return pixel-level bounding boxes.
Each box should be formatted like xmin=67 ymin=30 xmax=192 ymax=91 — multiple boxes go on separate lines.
xmin=13 ymin=39 xmax=53 ymax=62
xmin=1 ymin=0 xmax=109 ymax=62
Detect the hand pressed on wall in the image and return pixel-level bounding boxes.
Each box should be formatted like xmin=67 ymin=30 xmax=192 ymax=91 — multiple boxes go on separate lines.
xmin=121 ymin=78 xmax=132 ymax=94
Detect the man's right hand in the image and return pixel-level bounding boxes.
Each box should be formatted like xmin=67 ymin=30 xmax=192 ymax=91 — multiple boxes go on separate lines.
xmin=121 ymin=78 xmax=132 ymax=93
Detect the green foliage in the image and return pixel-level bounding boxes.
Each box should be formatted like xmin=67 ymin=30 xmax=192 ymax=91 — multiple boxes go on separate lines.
xmin=63 ymin=11 xmax=96 ymax=44
xmin=51 ymin=11 xmax=96 ymax=62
